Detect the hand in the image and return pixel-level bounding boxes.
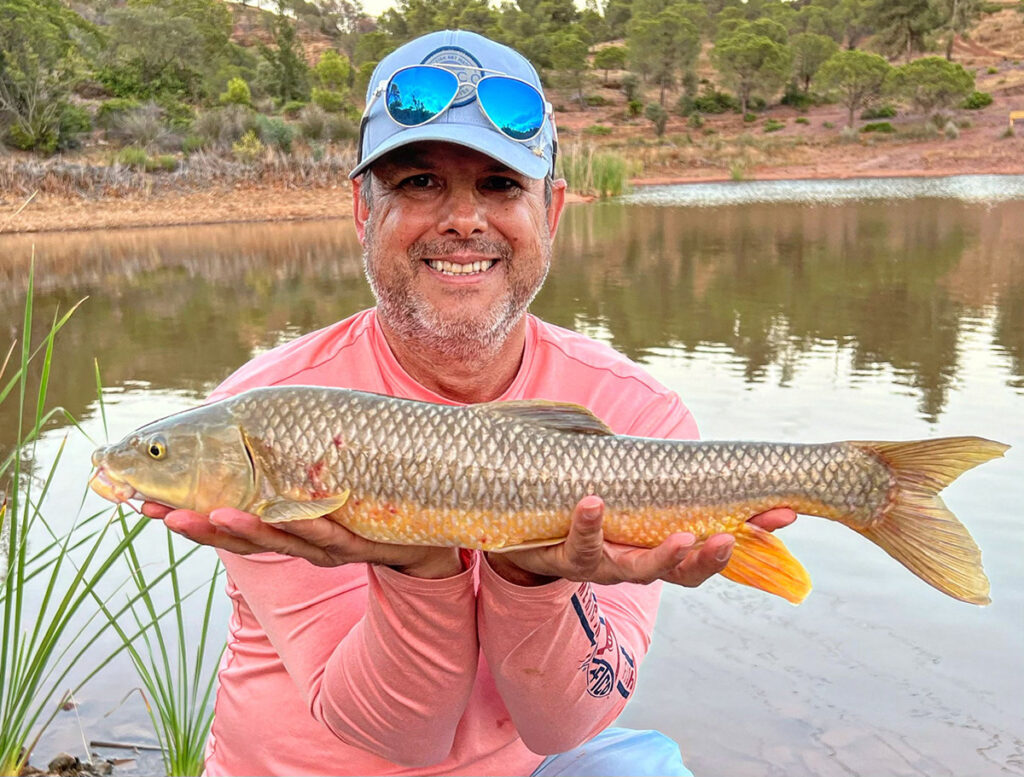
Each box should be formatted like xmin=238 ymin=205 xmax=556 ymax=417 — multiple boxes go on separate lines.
xmin=141 ymin=502 xmax=463 ymax=579
xmin=485 ymin=495 xmax=796 ymax=587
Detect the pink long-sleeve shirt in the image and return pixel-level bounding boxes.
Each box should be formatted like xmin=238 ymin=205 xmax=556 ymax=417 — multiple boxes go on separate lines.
xmin=203 ymin=309 xmax=698 ymax=776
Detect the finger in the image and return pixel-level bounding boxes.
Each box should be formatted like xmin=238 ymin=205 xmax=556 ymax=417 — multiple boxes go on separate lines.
xmin=748 ymin=507 xmax=797 ymax=532
xmin=666 ymin=533 xmax=734 ymax=587
xmin=563 ymin=495 xmax=606 ymax=573
xmin=272 ymin=514 xmax=420 ymax=567
xmin=604 ymin=532 xmax=697 ymax=585
xmin=141 ymin=501 xmax=174 ymax=519
xmin=163 ymin=509 xmax=268 ymax=555
xmin=206 ymin=508 xmax=340 ymax=564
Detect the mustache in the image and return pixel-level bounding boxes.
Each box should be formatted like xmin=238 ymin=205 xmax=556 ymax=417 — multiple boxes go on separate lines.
xmin=409 ymin=238 xmax=513 ymax=262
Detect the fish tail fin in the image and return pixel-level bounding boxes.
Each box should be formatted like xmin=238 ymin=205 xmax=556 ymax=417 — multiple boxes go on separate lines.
xmin=719 ymin=523 xmax=812 ymax=605
xmin=850 ymin=437 xmax=1008 ymax=606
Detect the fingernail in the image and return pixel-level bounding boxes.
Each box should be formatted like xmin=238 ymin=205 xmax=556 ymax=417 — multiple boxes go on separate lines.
xmin=715 ymin=539 xmax=735 ymax=563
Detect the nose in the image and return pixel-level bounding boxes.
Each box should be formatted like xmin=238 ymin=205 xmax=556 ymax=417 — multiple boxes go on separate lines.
xmin=437 ymin=185 xmax=486 ymax=237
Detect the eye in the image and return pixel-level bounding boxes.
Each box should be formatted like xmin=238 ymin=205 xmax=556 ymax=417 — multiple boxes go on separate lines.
xmin=401 ymin=173 xmax=435 ymax=189
xmin=147 ymin=437 xmax=167 ymax=460
xmin=481 ymin=175 xmax=522 ymax=194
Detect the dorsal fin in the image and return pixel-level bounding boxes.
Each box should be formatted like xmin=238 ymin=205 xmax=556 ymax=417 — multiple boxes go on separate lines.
xmin=472 ymin=400 xmax=614 ymax=436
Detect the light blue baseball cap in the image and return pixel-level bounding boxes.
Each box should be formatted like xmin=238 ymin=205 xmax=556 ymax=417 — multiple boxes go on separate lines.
xmin=349 ymin=30 xmax=557 ymax=181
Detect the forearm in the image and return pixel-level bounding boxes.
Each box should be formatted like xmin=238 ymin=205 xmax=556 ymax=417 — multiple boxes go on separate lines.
xmin=477 ymin=556 xmax=661 ymax=754
xmin=222 ymin=551 xmax=479 ymax=766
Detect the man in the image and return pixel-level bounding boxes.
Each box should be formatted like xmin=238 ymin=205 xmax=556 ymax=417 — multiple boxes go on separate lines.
xmin=145 ymin=30 xmax=794 ymax=776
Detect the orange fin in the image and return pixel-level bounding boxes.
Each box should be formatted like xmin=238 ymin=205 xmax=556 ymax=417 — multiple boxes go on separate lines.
xmin=719 ymin=523 xmax=811 ymax=605
xmin=848 ymin=437 xmax=1007 ymax=606
xmin=490 ymin=537 xmax=565 ymax=552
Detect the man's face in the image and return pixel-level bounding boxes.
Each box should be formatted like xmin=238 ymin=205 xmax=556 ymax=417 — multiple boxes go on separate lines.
xmin=354 ymin=141 xmax=565 ymax=360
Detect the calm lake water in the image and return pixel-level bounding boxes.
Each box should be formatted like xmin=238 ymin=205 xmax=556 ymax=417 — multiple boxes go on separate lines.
xmin=2 ymin=178 xmax=1022 ymax=776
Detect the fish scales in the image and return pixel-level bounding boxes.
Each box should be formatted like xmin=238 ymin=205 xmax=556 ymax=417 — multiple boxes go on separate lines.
xmin=89 ymin=385 xmax=1006 ymax=604
xmin=229 ymin=387 xmax=891 ymax=548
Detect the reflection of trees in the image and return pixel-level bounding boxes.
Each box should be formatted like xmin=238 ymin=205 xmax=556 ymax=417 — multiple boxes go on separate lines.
xmin=1 ymin=222 xmax=373 ymax=451
xmin=537 ymin=198 xmax=1024 ymax=422
xmin=3 ymin=197 xmax=1022 ymax=450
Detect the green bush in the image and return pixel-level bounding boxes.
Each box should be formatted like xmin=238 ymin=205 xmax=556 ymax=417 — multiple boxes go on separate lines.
xmin=117 ymin=146 xmax=150 ymax=168
xmin=97 ymin=98 xmax=142 ymax=129
xmin=256 ymin=115 xmax=295 ymax=152
xmin=312 ymin=87 xmax=347 ymax=113
xmin=986 ymin=66 xmax=998 ymax=75
xmin=627 ymin=99 xmax=643 ymax=118
xmin=182 ymin=135 xmax=206 ymax=153
xmin=861 ymin=104 xmax=897 ymax=119
xmin=58 ymin=104 xmax=92 ymax=149
xmin=219 ymin=77 xmax=252 ymax=107
xmin=6 ymin=123 xmax=58 ymax=154
xmin=149 ymin=154 xmax=179 ymax=171
xmin=298 ymin=104 xmax=327 ymax=140
xmin=743 ymin=112 xmax=757 ymax=123
xmin=326 ymin=116 xmax=356 ymax=142
xmin=585 ymin=94 xmax=610 ymax=107
xmin=621 ymin=73 xmax=641 ymax=102
xmin=795 ymin=116 xmax=810 ymax=125
xmin=687 ymin=112 xmax=704 ymax=128
xmin=232 ymin=130 xmax=264 ymax=162
xmin=823 ymin=121 xmax=835 ymax=128
xmin=282 ymin=101 xmax=307 ymax=118
xmin=763 ymin=118 xmax=785 ymax=132
xmin=944 ymin=120 xmax=960 ymax=139
xmin=325 ymin=113 xmax=357 ymax=142
xmin=692 ymin=89 xmax=739 ymax=114
xmin=155 ymin=98 xmax=196 ymax=131
xmin=861 ymin=121 xmax=896 ymax=133
xmin=962 ymin=91 xmax=993 ymax=109
xmin=644 ymin=102 xmax=668 ymax=137
xmin=781 ymin=84 xmax=813 ymax=110
xmin=584 ymin=124 xmax=613 ymax=135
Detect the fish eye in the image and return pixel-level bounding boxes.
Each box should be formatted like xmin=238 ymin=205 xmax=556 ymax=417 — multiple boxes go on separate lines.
xmin=147 ymin=436 xmax=167 ymax=460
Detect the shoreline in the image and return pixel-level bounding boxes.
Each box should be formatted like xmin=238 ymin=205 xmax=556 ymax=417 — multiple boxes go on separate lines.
xmin=2 ymin=164 xmax=1023 ymax=235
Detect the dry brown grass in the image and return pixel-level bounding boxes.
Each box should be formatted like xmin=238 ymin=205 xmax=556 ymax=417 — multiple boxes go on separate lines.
xmin=0 ymin=145 xmax=357 ymax=200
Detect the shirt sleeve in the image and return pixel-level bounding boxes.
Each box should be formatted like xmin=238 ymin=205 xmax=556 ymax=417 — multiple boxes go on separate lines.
xmin=219 ymin=550 xmax=479 ymax=767
xmin=477 ymin=389 xmax=698 ymax=754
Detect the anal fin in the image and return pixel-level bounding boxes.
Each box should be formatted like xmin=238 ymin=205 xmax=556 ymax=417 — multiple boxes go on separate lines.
xmin=719 ymin=522 xmax=811 ymax=605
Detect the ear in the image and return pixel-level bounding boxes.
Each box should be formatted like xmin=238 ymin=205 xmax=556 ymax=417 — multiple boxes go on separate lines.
xmin=547 ymin=178 xmax=567 ymax=238
xmin=352 ymin=176 xmax=370 ymax=244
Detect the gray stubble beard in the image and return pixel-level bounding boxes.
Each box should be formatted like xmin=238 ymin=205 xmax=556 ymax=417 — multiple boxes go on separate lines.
xmin=363 ymin=220 xmax=551 ymax=364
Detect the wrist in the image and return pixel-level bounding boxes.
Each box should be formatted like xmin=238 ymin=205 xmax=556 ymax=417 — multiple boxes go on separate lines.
xmin=485 ymin=552 xmax=559 ymax=587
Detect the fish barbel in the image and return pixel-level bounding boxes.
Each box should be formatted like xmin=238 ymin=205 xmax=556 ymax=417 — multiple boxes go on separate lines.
xmin=89 ymin=386 xmax=1007 ymax=605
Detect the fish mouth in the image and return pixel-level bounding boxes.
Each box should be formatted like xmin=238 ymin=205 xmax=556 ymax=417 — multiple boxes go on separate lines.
xmin=89 ymin=467 xmax=138 ymax=504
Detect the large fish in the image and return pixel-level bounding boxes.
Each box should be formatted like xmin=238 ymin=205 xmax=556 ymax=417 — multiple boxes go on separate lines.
xmin=89 ymin=386 xmax=1007 ymax=605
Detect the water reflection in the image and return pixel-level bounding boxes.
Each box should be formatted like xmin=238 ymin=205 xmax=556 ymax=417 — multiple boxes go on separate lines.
xmin=1 ymin=189 xmax=1021 ymax=777
xmin=2 ymin=199 xmax=1023 ymax=446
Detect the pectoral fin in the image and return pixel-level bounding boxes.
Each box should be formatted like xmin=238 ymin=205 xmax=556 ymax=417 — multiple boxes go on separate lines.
xmin=718 ymin=522 xmax=811 ymax=605
xmin=259 ymin=490 xmax=350 ymax=523
xmin=490 ymin=537 xmax=566 ymax=552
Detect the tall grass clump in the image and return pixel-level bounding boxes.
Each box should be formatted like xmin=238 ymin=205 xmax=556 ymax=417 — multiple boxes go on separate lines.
xmin=0 ymin=263 xmax=188 ymax=775
xmin=559 ymin=144 xmax=633 ymax=198
xmin=86 ymin=370 xmax=225 ymax=777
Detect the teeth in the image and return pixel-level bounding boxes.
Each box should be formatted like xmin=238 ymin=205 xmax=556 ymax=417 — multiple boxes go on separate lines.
xmin=427 ymin=259 xmax=496 ymax=275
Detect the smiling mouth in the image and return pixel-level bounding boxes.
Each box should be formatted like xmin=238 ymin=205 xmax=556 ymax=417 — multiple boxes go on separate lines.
xmin=425 ymin=259 xmax=498 ymax=276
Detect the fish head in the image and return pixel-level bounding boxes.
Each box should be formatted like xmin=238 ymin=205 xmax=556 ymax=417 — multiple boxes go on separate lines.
xmin=89 ymin=402 xmax=258 ymax=515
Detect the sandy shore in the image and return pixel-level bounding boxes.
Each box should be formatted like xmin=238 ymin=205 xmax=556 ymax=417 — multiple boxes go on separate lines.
xmin=2 ymin=147 xmax=1022 ymax=234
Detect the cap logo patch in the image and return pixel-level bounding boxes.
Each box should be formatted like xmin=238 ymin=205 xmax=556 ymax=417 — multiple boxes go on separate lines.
xmin=422 ymin=46 xmax=485 ymax=107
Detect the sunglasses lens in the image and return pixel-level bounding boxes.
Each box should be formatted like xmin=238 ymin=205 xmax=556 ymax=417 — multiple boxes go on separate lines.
xmin=386 ymin=67 xmax=459 ymax=126
xmin=477 ymin=77 xmax=545 ymax=140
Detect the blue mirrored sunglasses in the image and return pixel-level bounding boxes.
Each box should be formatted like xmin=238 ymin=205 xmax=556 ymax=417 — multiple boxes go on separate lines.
xmin=358 ymin=64 xmax=553 ymax=162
